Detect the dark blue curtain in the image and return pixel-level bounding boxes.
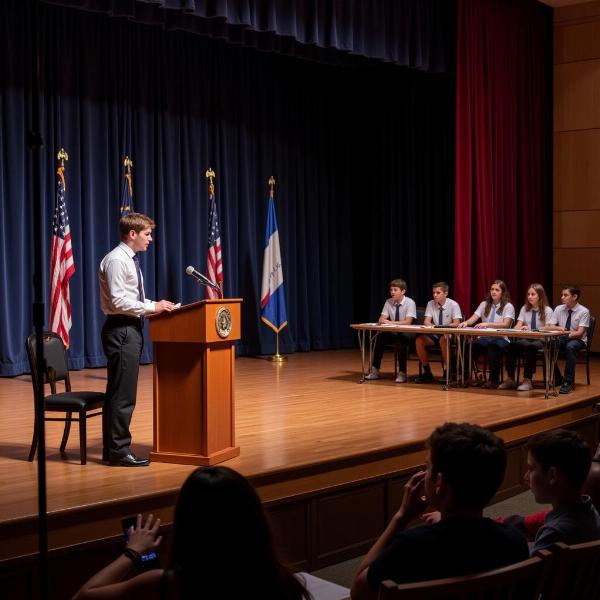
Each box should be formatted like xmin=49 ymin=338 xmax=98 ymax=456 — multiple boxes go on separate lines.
xmin=0 ymin=0 xmax=455 ymax=375
xmin=44 ymin=0 xmax=454 ymax=71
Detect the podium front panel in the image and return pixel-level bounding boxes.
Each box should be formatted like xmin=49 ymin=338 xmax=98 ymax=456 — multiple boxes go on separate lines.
xmin=153 ymin=343 xmax=204 ymax=454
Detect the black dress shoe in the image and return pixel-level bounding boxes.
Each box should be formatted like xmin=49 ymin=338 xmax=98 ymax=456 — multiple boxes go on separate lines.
xmin=559 ymin=382 xmax=573 ymax=395
xmin=414 ymin=372 xmax=435 ymax=384
xmin=109 ymin=453 xmax=150 ymax=467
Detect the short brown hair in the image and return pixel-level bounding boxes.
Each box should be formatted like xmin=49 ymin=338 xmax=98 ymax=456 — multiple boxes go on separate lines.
xmin=119 ymin=213 xmax=156 ymax=240
xmin=427 ymin=422 xmax=506 ymax=509
xmin=390 ymin=278 xmax=407 ymax=291
xmin=432 ymin=282 xmax=449 ymax=292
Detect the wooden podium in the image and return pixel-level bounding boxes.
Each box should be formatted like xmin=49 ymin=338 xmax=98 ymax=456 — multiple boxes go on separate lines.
xmin=148 ymin=298 xmax=242 ymax=465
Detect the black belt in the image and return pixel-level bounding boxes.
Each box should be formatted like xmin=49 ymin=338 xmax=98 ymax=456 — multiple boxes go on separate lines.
xmin=105 ymin=314 xmax=143 ymax=328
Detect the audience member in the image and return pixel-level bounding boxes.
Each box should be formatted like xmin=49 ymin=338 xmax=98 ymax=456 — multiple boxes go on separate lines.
xmin=525 ymin=429 xmax=600 ymax=553
xmin=73 ymin=466 xmax=310 ymax=600
xmin=350 ymin=423 xmax=528 ymax=600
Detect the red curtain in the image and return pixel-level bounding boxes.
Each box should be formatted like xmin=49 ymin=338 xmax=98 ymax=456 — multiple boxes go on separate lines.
xmin=454 ymin=0 xmax=552 ymax=314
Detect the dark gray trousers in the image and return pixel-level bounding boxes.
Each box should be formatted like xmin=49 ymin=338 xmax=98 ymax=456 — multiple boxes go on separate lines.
xmin=101 ymin=317 xmax=143 ymax=459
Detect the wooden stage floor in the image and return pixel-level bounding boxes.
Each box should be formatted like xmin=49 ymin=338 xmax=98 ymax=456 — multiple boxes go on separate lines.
xmin=1 ymin=349 xmax=600 ymax=560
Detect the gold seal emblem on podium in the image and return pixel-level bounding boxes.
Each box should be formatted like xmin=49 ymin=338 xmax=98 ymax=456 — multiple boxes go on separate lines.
xmin=216 ymin=306 xmax=232 ymax=338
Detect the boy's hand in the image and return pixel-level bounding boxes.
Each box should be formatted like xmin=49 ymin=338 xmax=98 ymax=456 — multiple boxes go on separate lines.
xmin=395 ymin=470 xmax=428 ymax=523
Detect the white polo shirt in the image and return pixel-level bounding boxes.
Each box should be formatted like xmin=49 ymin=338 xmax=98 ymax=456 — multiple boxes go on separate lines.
xmin=424 ymin=298 xmax=462 ymax=325
xmin=548 ymin=303 xmax=590 ymax=344
xmin=380 ymin=296 xmax=417 ymax=322
xmin=474 ymin=301 xmax=515 ymax=325
xmin=516 ymin=305 xmax=554 ymax=329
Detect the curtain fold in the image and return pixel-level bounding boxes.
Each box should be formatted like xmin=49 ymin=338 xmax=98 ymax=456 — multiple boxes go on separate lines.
xmin=453 ymin=0 xmax=552 ymax=314
xmin=0 ymin=0 xmax=456 ymax=375
xmin=42 ymin=0 xmax=454 ymax=71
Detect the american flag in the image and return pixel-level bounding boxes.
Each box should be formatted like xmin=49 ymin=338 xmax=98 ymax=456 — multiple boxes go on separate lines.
xmin=205 ymin=192 xmax=223 ymax=299
xmin=49 ymin=165 xmax=75 ymax=347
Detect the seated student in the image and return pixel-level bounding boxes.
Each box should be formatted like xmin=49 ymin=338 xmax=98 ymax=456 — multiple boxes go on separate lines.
xmin=458 ymin=280 xmax=515 ymax=389
xmin=350 ymin=423 xmax=528 ymax=600
xmin=542 ymin=285 xmax=590 ymax=394
xmin=73 ymin=466 xmax=310 ymax=600
xmin=499 ymin=283 xmax=553 ymax=391
xmin=414 ymin=282 xmax=462 ymax=383
xmin=365 ymin=278 xmax=417 ymax=384
xmin=525 ymin=429 xmax=600 ymax=553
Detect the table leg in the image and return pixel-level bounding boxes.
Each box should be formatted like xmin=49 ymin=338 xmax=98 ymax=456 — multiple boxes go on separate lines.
xmin=543 ymin=337 xmax=560 ymax=398
xmin=442 ymin=333 xmax=451 ymax=391
xmin=357 ymin=330 xmax=367 ymax=383
xmin=455 ymin=334 xmax=466 ymax=387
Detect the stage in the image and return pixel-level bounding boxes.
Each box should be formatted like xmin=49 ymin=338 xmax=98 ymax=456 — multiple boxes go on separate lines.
xmin=1 ymin=349 xmax=599 ymax=568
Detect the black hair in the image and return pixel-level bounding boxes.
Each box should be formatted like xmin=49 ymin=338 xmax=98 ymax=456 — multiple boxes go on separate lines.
xmin=169 ymin=466 xmax=310 ymax=599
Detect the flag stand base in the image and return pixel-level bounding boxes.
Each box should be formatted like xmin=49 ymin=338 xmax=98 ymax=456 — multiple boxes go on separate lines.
xmin=266 ymin=329 xmax=287 ymax=363
xmin=267 ymin=353 xmax=287 ymax=363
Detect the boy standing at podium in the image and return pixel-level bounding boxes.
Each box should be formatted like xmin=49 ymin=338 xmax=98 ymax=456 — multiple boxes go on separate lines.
xmin=99 ymin=213 xmax=175 ymax=467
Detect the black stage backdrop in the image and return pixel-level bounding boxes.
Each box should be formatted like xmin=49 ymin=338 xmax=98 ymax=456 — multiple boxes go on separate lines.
xmin=0 ymin=0 xmax=455 ymax=375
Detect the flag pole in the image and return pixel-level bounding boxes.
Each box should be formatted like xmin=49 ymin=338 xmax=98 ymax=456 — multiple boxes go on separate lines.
xmin=120 ymin=156 xmax=133 ymax=216
xmin=266 ymin=177 xmax=287 ymax=363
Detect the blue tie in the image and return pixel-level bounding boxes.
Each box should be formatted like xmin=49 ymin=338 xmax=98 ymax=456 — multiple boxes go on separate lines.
xmin=438 ymin=306 xmax=444 ymax=325
xmin=531 ymin=311 xmax=537 ymax=330
xmin=565 ymin=309 xmax=573 ymax=331
xmin=395 ymin=304 xmax=400 ymax=322
xmin=490 ymin=305 xmax=496 ymax=323
xmin=132 ymin=255 xmax=145 ymax=303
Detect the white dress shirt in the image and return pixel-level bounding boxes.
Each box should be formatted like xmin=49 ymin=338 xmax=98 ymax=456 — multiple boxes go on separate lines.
xmin=99 ymin=242 xmax=156 ymax=316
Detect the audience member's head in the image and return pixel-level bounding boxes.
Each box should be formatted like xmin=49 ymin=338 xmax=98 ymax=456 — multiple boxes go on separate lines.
xmin=170 ymin=466 xmax=308 ymax=599
xmin=426 ymin=422 xmax=506 ymax=511
xmin=526 ymin=429 xmax=591 ymax=504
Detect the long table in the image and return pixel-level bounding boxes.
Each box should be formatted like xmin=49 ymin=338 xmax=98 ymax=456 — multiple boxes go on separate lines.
xmin=350 ymin=323 xmax=565 ymax=398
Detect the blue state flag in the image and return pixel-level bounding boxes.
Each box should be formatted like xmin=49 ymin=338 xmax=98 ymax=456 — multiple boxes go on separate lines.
xmin=260 ymin=196 xmax=287 ymax=333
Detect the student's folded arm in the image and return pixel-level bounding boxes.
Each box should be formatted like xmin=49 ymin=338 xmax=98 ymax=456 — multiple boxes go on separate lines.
xmin=570 ymin=325 xmax=587 ymax=339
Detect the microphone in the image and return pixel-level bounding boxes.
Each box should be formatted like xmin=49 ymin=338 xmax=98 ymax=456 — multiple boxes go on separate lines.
xmin=185 ymin=265 xmax=220 ymax=291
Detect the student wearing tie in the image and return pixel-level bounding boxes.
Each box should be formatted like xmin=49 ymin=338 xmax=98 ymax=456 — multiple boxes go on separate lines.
xmin=99 ymin=213 xmax=176 ymax=466
xmin=499 ymin=283 xmax=554 ymax=391
xmin=543 ymin=286 xmax=590 ymax=394
xmin=414 ymin=282 xmax=462 ymax=383
xmin=365 ymin=278 xmax=417 ymax=383
xmin=458 ymin=280 xmax=515 ymax=389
